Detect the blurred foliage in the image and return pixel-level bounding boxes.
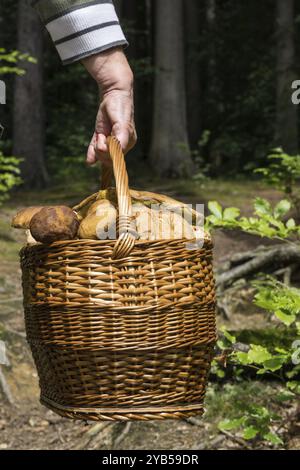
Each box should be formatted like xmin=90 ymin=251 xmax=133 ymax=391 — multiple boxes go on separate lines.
xmin=256 ymin=148 xmax=300 ymax=213
xmin=0 ymin=48 xmax=36 ymax=76
xmin=0 ymin=151 xmax=22 ymax=205
xmin=2 ymin=0 xmax=298 ymax=182
xmin=206 ymin=197 xmax=297 ymax=239
xmin=0 ymin=49 xmax=26 ymax=202
xmin=207 ymin=153 xmax=300 ymax=447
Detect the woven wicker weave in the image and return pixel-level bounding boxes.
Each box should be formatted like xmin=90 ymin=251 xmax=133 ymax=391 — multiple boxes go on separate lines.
xmin=20 ymin=137 xmax=216 ymax=421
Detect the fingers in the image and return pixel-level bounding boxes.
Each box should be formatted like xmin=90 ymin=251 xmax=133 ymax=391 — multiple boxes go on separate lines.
xmin=86 ymin=106 xmax=111 ymax=166
xmin=86 ymin=91 xmax=137 ymax=165
xmin=111 ymin=122 xmax=137 ymax=154
xmin=87 ymin=124 xmax=137 ymax=166
xmin=96 ymin=133 xmax=108 ymax=153
xmin=86 ymin=133 xmax=112 ymax=167
xmin=86 ymin=134 xmax=97 ymax=165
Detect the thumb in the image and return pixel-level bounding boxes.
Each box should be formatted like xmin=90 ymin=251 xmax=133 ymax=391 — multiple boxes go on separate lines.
xmin=111 ymin=122 xmax=130 ymax=152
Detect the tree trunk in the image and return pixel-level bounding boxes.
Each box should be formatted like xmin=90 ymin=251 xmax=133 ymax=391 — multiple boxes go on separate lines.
xmin=206 ymin=0 xmax=216 ymax=88
xmin=205 ymin=0 xmax=222 ymax=173
xmin=275 ymin=0 xmax=298 ymax=155
xmin=13 ymin=0 xmax=48 ymax=188
xmin=185 ymin=0 xmax=202 ymax=148
xmin=150 ymin=0 xmax=193 ymax=177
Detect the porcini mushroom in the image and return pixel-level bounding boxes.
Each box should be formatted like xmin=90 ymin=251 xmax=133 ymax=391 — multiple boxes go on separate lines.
xmin=11 ymin=206 xmax=44 ymax=229
xmin=29 ymin=206 xmax=79 ymax=244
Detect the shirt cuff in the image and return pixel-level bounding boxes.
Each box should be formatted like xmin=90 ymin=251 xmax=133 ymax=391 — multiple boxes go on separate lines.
xmin=34 ymin=1 xmax=128 ymax=64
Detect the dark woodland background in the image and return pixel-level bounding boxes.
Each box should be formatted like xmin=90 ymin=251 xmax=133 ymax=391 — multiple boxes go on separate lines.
xmin=1 ymin=1 xmax=300 ymax=450
xmin=0 ymin=0 xmax=300 ymax=188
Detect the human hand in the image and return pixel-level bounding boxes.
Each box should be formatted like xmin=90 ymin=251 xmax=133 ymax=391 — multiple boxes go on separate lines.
xmin=82 ymin=48 xmax=136 ymax=166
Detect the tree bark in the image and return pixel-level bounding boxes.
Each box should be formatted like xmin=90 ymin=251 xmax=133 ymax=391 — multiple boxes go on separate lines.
xmin=185 ymin=0 xmax=202 ymax=148
xmin=150 ymin=0 xmax=193 ymax=177
xmin=13 ymin=0 xmax=48 ymax=188
xmin=275 ymin=0 xmax=298 ymax=155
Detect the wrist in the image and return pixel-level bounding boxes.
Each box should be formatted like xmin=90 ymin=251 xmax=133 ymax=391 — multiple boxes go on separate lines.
xmin=82 ymin=47 xmax=133 ymax=93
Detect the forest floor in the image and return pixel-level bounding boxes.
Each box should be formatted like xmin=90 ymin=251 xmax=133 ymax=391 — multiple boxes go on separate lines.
xmin=0 ymin=177 xmax=299 ymax=450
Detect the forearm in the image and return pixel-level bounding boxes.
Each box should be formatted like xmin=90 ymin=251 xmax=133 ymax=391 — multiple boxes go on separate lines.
xmin=82 ymin=48 xmax=133 ymax=92
xmin=32 ymin=0 xmax=128 ymax=64
xmin=32 ymin=0 xmax=136 ymax=158
xmin=83 ymin=48 xmax=136 ymax=161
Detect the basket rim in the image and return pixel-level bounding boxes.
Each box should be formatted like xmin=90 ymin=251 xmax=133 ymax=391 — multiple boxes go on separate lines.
xmin=20 ymin=236 xmax=213 ymax=252
xmin=41 ymin=395 xmax=205 ymax=414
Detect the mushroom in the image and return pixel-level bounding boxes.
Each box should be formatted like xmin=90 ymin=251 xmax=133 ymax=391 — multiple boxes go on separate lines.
xmin=29 ymin=206 xmax=79 ymax=244
xmin=73 ymin=187 xmax=204 ymax=242
xmin=78 ymin=199 xmax=117 ymax=240
xmin=132 ymin=203 xmax=195 ymax=240
xmin=11 ymin=206 xmax=44 ymax=229
xmin=25 ymin=229 xmax=38 ymax=245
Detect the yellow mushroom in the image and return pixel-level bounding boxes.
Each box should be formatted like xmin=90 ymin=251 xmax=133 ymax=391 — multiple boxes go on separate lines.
xmin=78 ymin=199 xmax=117 ymax=240
xmin=11 ymin=206 xmax=44 ymax=229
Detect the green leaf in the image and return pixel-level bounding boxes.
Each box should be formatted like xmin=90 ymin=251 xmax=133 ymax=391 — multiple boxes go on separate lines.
xmin=254 ymin=197 xmax=272 ymax=216
xmin=286 ymin=218 xmax=296 ymax=229
xmin=218 ymin=417 xmax=245 ymax=431
xmin=223 ymin=207 xmax=240 ymax=221
xmin=235 ymin=351 xmax=250 ymax=365
xmin=215 ymin=369 xmax=225 ymax=378
xmin=274 ymin=199 xmax=291 ymax=219
xmin=262 ymin=356 xmax=287 ymax=372
xmin=205 ymin=214 xmax=220 ymax=226
xmin=263 ymin=432 xmax=283 ymax=446
xmin=243 ymin=426 xmax=259 ymax=440
xmin=248 ymin=345 xmax=272 ymax=364
xmin=220 ymin=326 xmax=236 ymax=344
xmin=208 ymin=201 xmax=223 ymax=219
xmin=249 ymin=405 xmax=270 ymax=420
xmin=287 ymin=381 xmax=300 ymax=393
xmin=274 ymin=309 xmax=296 ymax=326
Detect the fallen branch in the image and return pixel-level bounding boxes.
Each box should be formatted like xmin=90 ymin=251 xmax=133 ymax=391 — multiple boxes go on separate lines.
xmin=218 ymin=245 xmax=269 ymax=273
xmin=113 ymin=422 xmax=132 ymax=448
xmin=75 ymin=422 xmax=112 ymax=450
xmin=216 ymin=244 xmax=300 ymax=289
xmin=184 ymin=416 xmax=204 ymax=427
xmin=219 ymin=429 xmax=252 ymax=450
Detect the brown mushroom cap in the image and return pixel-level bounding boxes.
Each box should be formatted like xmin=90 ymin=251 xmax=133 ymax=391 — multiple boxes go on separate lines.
xmin=30 ymin=206 xmax=79 ymax=244
xmin=11 ymin=206 xmax=44 ymax=229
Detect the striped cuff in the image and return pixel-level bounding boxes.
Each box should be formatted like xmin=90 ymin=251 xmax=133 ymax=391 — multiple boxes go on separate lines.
xmin=33 ymin=0 xmax=128 ymax=64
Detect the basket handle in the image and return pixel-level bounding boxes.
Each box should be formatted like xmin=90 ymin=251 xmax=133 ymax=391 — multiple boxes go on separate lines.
xmin=100 ymin=136 xmax=136 ymax=259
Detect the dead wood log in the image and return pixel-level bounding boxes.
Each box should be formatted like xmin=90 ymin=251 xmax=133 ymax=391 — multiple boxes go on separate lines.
xmin=216 ymin=243 xmax=300 ymax=290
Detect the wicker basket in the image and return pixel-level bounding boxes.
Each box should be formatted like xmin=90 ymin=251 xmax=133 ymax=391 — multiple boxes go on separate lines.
xmin=20 ymin=137 xmax=216 ymax=421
